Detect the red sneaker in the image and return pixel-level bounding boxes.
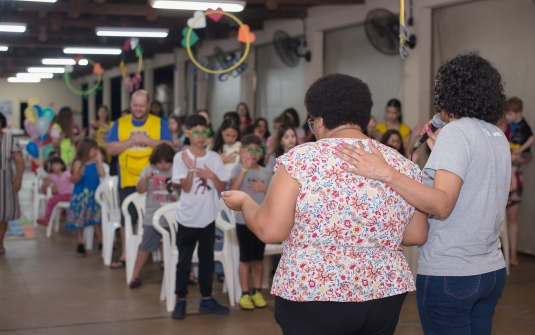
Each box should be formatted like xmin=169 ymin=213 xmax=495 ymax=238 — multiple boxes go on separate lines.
xmin=36 ymin=218 xmax=48 ymax=226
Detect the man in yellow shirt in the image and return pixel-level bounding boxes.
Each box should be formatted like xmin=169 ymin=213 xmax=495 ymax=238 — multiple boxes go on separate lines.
xmin=106 ymin=90 xmax=173 ymax=268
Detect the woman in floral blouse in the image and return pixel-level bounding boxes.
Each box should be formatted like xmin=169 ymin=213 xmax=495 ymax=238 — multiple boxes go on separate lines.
xmin=223 ymin=73 xmax=428 ymax=335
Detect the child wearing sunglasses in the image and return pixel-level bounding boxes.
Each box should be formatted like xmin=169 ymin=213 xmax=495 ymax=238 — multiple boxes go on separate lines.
xmin=171 ymin=114 xmax=230 ymax=319
xmin=229 ymin=134 xmax=273 ymax=310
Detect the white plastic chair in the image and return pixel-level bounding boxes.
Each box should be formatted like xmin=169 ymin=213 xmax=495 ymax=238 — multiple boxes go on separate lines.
xmin=499 ymin=218 xmax=510 ymax=275
xmin=94 ymin=176 xmax=121 ymax=266
xmin=122 ymin=192 xmax=147 ymax=283
xmin=33 ymin=168 xmax=49 ymax=227
xmin=262 ymin=243 xmax=284 ymax=289
xmin=47 ymin=201 xmax=94 ymax=250
xmin=154 ymin=200 xmax=236 ymax=312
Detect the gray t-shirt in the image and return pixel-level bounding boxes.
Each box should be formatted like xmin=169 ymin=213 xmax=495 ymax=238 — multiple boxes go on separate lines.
xmin=137 ymin=165 xmax=178 ymax=227
xmin=230 ymin=164 xmax=272 ymax=224
xmin=418 ymin=118 xmax=510 ymax=276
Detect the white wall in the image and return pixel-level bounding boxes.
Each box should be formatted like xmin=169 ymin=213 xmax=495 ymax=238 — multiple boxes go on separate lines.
xmin=0 ymin=78 xmax=82 ymax=129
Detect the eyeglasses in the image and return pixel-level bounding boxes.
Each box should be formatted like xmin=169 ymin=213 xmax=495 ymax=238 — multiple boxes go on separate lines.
xmin=242 ymin=147 xmax=264 ymax=155
xmin=307 ymin=118 xmax=315 ymax=135
xmin=187 ymin=129 xmax=211 ymax=139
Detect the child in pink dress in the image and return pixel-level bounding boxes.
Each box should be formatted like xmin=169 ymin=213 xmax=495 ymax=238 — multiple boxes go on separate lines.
xmin=36 ymin=157 xmax=73 ymax=226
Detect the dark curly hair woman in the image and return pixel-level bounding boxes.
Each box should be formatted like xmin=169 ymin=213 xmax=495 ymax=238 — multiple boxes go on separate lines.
xmin=337 ymin=52 xmax=510 ymax=335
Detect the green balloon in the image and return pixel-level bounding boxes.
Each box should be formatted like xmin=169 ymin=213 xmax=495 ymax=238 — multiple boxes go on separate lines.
xmin=42 ymin=108 xmax=55 ymax=122
xmin=42 ymin=145 xmax=54 ymax=161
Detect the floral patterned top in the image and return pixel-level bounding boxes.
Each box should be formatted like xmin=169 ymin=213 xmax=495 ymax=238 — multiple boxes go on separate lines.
xmin=272 ymin=138 xmax=422 ymax=302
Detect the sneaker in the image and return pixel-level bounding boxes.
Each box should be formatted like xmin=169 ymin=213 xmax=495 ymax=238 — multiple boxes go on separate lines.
xmin=171 ymin=300 xmax=187 ymax=319
xmin=98 ymin=243 xmax=103 ymax=251
xmin=239 ymin=294 xmax=255 ymax=310
xmin=199 ymin=298 xmax=229 ymax=315
xmin=36 ymin=218 xmax=48 ymax=226
xmin=76 ymin=244 xmax=86 ymax=257
xmin=251 ymin=291 xmax=267 ymax=308
xmin=129 ymin=278 xmax=143 ymax=289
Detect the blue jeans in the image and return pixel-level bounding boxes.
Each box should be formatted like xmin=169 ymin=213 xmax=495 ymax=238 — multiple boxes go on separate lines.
xmin=416 ymin=268 xmax=506 ymax=335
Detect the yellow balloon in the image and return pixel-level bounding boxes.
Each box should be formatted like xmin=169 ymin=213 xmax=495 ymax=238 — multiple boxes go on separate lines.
xmin=25 ymin=107 xmax=38 ymax=124
xmin=28 ymin=98 xmax=40 ymax=106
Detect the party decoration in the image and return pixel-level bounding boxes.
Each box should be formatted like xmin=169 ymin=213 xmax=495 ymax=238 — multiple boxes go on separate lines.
xmin=123 ymin=39 xmax=131 ymax=51
xmin=28 ymin=98 xmax=40 ymax=106
xmin=42 ymin=145 xmax=53 ymax=161
xmin=65 ymin=65 xmax=74 ymax=73
xmin=123 ymin=73 xmax=143 ymax=92
xmin=63 ymin=58 xmax=103 ymax=96
xmin=135 ymin=45 xmax=143 ymax=58
xmin=206 ymin=8 xmax=224 ymax=22
xmin=185 ymin=10 xmax=251 ymax=75
xmin=187 ymin=11 xmax=207 ymax=28
xmin=25 ymin=106 xmax=38 ymax=124
xmin=93 ymin=63 xmax=104 ymax=74
xmin=24 ymin=120 xmax=38 ymax=140
xmin=36 ymin=117 xmax=50 ymax=137
xmin=130 ymin=38 xmax=140 ymax=50
xmin=26 ymin=142 xmax=39 ymax=158
xmin=42 ymin=107 xmax=55 ymax=123
xmin=238 ymin=24 xmax=256 ymax=43
xmin=120 ymin=61 xmax=128 ymax=76
xmin=181 ymin=27 xmax=200 ymax=48
xmin=32 ymin=104 xmax=43 ymax=118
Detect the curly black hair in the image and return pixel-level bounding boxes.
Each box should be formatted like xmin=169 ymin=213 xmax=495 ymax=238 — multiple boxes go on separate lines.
xmin=434 ymin=52 xmax=506 ymax=124
xmin=150 ymin=143 xmax=175 ymax=165
xmin=304 ymin=73 xmax=372 ymax=131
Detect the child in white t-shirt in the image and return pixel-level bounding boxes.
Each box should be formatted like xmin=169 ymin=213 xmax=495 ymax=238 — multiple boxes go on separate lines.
xmin=171 ymin=115 xmax=229 ymax=320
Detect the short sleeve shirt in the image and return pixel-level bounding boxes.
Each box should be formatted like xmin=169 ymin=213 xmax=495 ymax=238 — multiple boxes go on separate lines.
xmin=172 ymin=150 xmax=228 ymax=228
xmin=137 ymin=165 xmax=178 ymax=226
xmin=509 ymin=118 xmax=533 ymax=153
xmin=418 ymin=118 xmax=509 ymax=276
xmin=230 ymin=164 xmax=272 ymax=224
xmin=270 ymin=138 xmax=421 ymax=302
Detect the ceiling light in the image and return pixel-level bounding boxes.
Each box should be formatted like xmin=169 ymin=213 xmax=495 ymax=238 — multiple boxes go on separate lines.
xmin=15 ymin=0 xmax=57 ymax=3
xmin=42 ymin=58 xmax=76 ymax=65
xmin=96 ymin=27 xmax=169 ymax=38
xmin=0 ymin=23 xmax=27 ymax=33
xmin=8 ymin=77 xmax=41 ymax=83
xmin=28 ymin=67 xmax=65 ymax=73
xmin=17 ymin=73 xmax=54 ymax=79
xmin=78 ymin=59 xmax=89 ymax=66
xmin=0 ymin=46 xmax=8 ymax=51
xmin=63 ymin=47 xmax=122 ymax=55
xmin=150 ymin=0 xmax=245 ymax=12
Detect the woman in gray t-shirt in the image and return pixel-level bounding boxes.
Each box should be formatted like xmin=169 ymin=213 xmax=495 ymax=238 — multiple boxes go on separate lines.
xmin=337 ymin=53 xmax=509 ymax=335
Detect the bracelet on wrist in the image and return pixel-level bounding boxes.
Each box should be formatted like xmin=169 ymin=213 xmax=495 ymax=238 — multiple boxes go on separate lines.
xmin=241 ymin=167 xmax=249 ymax=172
xmin=188 ymin=168 xmax=197 ymax=173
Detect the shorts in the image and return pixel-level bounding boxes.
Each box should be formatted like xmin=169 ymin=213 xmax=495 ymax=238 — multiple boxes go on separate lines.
xmin=139 ymin=226 xmax=168 ymax=252
xmin=236 ymin=223 xmax=265 ymax=263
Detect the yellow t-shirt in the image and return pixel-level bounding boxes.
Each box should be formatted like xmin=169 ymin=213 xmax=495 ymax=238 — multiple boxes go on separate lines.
xmin=375 ymin=123 xmax=412 ymax=142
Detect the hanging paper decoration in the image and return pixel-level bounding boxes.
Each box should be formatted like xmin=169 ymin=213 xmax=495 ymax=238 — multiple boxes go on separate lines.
xmin=120 ymin=39 xmax=144 ymax=93
xmin=181 ymin=27 xmax=200 ymax=48
xmin=187 ymin=11 xmax=207 ymax=28
xmin=63 ymin=58 xmax=103 ymax=96
xmin=238 ymin=24 xmax=256 ymax=43
xmin=206 ymin=8 xmax=224 ymax=22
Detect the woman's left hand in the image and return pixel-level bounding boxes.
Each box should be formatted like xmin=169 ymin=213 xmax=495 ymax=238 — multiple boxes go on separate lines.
xmin=221 ymin=190 xmax=251 ymax=211
xmin=335 ymin=143 xmax=393 ymax=181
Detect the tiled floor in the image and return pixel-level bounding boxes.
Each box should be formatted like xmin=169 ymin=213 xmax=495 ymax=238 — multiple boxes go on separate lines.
xmin=1 ymin=172 xmax=534 ymax=334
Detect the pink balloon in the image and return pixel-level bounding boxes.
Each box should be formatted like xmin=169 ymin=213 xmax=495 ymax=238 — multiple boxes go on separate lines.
xmin=24 ymin=119 xmax=38 ymax=139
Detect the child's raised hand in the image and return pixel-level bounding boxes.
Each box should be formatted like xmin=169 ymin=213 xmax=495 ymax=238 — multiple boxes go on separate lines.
xmin=240 ymin=149 xmax=254 ymax=169
xmin=182 ymin=151 xmax=197 ymax=169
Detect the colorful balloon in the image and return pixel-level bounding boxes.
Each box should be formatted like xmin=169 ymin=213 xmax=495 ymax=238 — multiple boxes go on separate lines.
xmin=24 ymin=119 xmax=38 ymax=139
xmin=28 ymin=98 xmax=40 ymax=106
xmin=24 ymin=107 xmax=38 ymax=124
xmin=38 ymin=134 xmax=48 ymax=143
xmin=42 ymin=145 xmax=53 ymax=161
xmin=42 ymin=107 xmax=55 ymax=122
xmin=36 ymin=117 xmax=50 ymax=137
xmin=26 ymin=141 xmax=39 ymax=158
xmin=33 ymin=104 xmax=43 ymax=117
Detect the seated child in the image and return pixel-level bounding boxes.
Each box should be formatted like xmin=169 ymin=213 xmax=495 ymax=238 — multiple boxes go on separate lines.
xmin=230 ymin=134 xmax=272 ymax=310
xmin=129 ymin=143 xmax=179 ymax=288
xmin=37 ymin=157 xmax=73 ymax=226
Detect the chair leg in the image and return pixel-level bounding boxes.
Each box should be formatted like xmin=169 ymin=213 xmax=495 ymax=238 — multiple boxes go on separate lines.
xmin=54 ymin=209 xmax=61 ymax=233
xmin=160 ymin=276 xmax=166 ymax=301
xmin=103 ymin=226 xmax=115 ymax=266
xmin=46 ymin=206 xmax=56 ymax=238
xmin=83 ymin=226 xmax=94 ymax=250
xmin=220 ymin=257 xmax=235 ymax=307
xmin=33 ymin=196 xmax=39 ymax=227
xmin=262 ymin=256 xmax=271 ymax=289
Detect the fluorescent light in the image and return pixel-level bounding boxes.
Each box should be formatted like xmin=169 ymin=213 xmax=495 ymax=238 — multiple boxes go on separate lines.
xmin=63 ymin=47 xmax=122 ymax=55
xmin=96 ymin=27 xmax=169 ymax=38
xmin=0 ymin=23 xmax=27 ymax=33
xmin=8 ymin=77 xmax=41 ymax=83
xmin=28 ymin=67 xmax=65 ymax=73
xmin=42 ymin=58 xmax=76 ymax=65
xmin=78 ymin=59 xmax=88 ymax=66
xmin=150 ymin=0 xmax=245 ymax=12
xmin=17 ymin=73 xmax=54 ymax=79
xmin=15 ymin=0 xmax=57 ymax=2
xmin=0 ymin=46 xmax=8 ymax=51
